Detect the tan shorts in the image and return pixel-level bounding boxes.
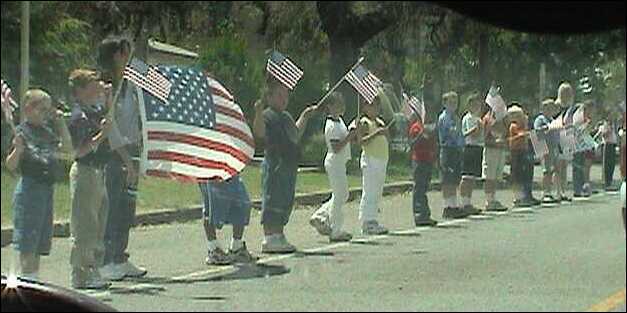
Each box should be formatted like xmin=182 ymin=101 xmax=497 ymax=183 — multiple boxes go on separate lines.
xmin=483 ymin=147 xmax=507 ymax=181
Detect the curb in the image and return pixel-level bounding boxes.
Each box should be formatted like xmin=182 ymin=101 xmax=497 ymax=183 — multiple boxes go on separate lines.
xmin=0 ymin=178 xmax=593 ymax=248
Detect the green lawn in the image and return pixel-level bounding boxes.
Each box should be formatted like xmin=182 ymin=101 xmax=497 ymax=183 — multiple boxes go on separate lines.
xmin=1 ymin=166 xmax=411 ymax=227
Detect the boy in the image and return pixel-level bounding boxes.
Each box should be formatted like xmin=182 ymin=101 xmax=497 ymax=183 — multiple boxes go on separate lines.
xmin=200 ymin=175 xmax=256 ymax=265
xmin=459 ymin=93 xmax=485 ymax=215
xmin=596 ymin=116 xmax=619 ymax=192
xmin=253 ymin=77 xmax=318 ymax=253
xmin=534 ymin=99 xmax=561 ymax=205
xmin=408 ymin=111 xmax=438 ymax=227
xmin=438 ymin=91 xmax=467 ymax=219
xmin=6 ymin=89 xmax=73 ymax=281
xmin=482 ymin=107 xmax=509 ymax=212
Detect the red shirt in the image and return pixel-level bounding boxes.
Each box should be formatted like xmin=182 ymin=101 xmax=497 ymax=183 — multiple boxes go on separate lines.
xmin=409 ymin=121 xmax=437 ymax=162
xmin=509 ymin=122 xmax=528 ymax=151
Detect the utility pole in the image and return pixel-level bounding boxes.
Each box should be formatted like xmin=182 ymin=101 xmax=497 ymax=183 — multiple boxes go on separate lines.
xmin=20 ymin=1 xmax=30 ymax=105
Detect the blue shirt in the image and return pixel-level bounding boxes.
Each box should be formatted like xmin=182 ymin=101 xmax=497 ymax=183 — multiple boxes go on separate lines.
xmin=437 ymin=109 xmax=464 ymax=148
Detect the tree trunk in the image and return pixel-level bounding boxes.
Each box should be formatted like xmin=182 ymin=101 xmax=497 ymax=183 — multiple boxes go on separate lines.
xmin=478 ymin=27 xmax=489 ymax=93
xmin=328 ymin=35 xmax=360 ymax=119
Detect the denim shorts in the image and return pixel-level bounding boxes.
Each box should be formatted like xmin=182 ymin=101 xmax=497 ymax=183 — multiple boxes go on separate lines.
xmin=440 ymin=147 xmax=463 ymax=186
xmin=12 ymin=176 xmax=55 ymax=255
xmin=199 ymin=176 xmax=251 ymax=229
xmin=261 ymin=158 xmax=298 ymax=226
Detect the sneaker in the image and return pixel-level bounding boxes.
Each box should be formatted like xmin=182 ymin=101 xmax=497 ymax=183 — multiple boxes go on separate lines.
xmin=205 ymin=248 xmax=233 ymax=266
xmin=442 ymin=207 xmax=467 ymax=220
xmin=560 ymin=196 xmax=572 ymax=203
xmin=119 ymin=261 xmax=148 ymax=278
xmin=542 ymin=195 xmax=560 ymax=205
xmin=414 ymin=218 xmax=438 ymax=227
xmin=100 ymin=263 xmax=126 ymax=282
xmin=513 ymin=199 xmax=534 ymax=208
xmin=529 ymin=197 xmax=542 ymax=206
xmin=605 ymin=187 xmax=620 ymax=193
xmin=485 ymin=201 xmax=508 ymax=212
xmin=262 ymin=235 xmax=297 ymax=254
xmin=229 ymin=243 xmax=257 ymax=264
xmin=76 ymin=268 xmax=110 ymax=290
xmin=573 ymin=193 xmax=590 ymax=200
xmin=329 ymin=231 xmax=353 ymax=243
xmin=361 ymin=221 xmax=389 ymax=235
xmin=461 ymin=205 xmax=482 ymax=216
xmin=309 ymin=215 xmax=332 ymax=236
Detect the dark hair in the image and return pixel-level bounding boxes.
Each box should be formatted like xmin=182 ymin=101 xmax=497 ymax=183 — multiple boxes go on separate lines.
xmin=97 ymin=36 xmax=131 ymax=78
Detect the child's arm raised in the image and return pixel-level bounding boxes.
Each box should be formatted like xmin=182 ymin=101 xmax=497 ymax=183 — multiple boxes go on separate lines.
xmin=5 ymin=135 xmax=25 ymax=172
xmin=253 ymin=99 xmax=266 ymax=140
xmin=296 ymin=103 xmax=319 ymax=140
xmin=52 ymin=110 xmax=75 ymax=160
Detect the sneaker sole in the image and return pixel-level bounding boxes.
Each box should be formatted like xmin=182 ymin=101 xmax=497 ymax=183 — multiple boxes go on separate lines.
xmin=309 ymin=219 xmax=332 ymax=236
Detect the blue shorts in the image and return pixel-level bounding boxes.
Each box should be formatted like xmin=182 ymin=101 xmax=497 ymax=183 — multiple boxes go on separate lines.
xmin=12 ymin=176 xmax=54 ymax=255
xmin=199 ymin=176 xmax=251 ymax=229
xmin=440 ymin=147 xmax=463 ymax=186
xmin=261 ymin=158 xmax=298 ymax=226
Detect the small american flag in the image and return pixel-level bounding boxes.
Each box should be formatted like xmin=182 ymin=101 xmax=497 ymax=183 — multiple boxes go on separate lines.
xmin=124 ymin=58 xmax=172 ymax=103
xmin=133 ymin=65 xmax=255 ymax=183
xmin=402 ymin=92 xmax=426 ymax=121
xmin=346 ymin=65 xmax=382 ymax=104
xmin=529 ymin=130 xmax=549 ymax=159
xmin=1 ymin=79 xmax=18 ymax=130
xmin=266 ymin=51 xmax=304 ymax=91
xmin=485 ymin=86 xmax=507 ymax=121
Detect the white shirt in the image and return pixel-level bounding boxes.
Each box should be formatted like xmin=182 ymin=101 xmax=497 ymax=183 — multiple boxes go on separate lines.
xmin=462 ymin=112 xmax=484 ymax=147
xmin=325 ymin=116 xmax=351 ymax=163
xmin=598 ymin=121 xmax=618 ymax=144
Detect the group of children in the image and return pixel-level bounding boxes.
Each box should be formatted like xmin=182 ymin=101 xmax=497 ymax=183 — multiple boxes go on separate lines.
xmin=6 ymin=57 xmax=625 ymax=292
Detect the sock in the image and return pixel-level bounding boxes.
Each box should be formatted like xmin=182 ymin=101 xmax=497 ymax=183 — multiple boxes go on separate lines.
xmin=231 ymin=239 xmax=244 ymax=252
xmin=461 ymin=197 xmax=471 ymax=207
xmin=207 ymin=240 xmax=221 ymax=252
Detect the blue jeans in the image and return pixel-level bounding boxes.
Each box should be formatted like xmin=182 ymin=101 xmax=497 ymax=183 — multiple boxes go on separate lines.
xmin=573 ymin=152 xmax=586 ymax=195
xmin=103 ymin=156 xmax=136 ymax=265
xmin=603 ymin=144 xmax=617 ymax=188
xmin=12 ymin=176 xmax=54 ymax=255
xmin=413 ymin=161 xmax=433 ymax=221
xmin=261 ymin=157 xmax=298 ymax=227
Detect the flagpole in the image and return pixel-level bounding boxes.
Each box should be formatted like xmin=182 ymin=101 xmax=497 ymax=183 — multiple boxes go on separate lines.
xmin=316 ymin=56 xmax=366 ymax=108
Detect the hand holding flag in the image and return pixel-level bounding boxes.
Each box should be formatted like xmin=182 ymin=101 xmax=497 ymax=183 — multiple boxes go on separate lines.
xmin=485 ymin=85 xmax=507 ymax=121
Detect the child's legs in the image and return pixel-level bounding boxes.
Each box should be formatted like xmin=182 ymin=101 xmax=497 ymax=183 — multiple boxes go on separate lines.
xmin=261 ymin=161 xmax=297 ymax=235
xmin=603 ymin=144 xmax=617 ymax=187
xmin=326 ymin=160 xmax=349 ymax=233
xmin=558 ymin=160 xmax=569 ymax=194
xmin=413 ymin=161 xmax=433 ymax=219
xmin=359 ymin=155 xmax=386 ymax=224
xmin=70 ymin=164 xmax=105 ymax=273
xmin=460 ymin=177 xmax=474 ymax=199
xmin=20 ymin=253 xmax=41 ymax=276
xmin=483 ymin=147 xmax=504 ymax=203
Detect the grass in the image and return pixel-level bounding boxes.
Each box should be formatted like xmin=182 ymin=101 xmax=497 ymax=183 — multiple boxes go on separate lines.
xmin=1 ymin=165 xmax=412 ymax=227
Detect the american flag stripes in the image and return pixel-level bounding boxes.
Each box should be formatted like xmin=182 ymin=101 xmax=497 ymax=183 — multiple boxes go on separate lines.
xmin=124 ymin=58 xmax=172 ymax=103
xmin=266 ymin=51 xmax=304 ymax=91
xmin=485 ymin=86 xmax=507 ymax=121
xmin=129 ymin=65 xmax=255 ymax=183
xmin=402 ymin=92 xmax=426 ymax=121
xmin=346 ymin=65 xmax=382 ymax=104
xmin=529 ymin=130 xmax=549 ymax=159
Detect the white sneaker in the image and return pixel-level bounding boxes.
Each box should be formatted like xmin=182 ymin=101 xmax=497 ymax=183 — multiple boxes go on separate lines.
xmin=120 ymin=261 xmax=148 ymax=278
xmin=100 ymin=263 xmax=125 ymax=282
xmin=81 ymin=269 xmax=111 ymax=290
xmin=261 ymin=235 xmax=297 ymax=254
xmin=309 ymin=215 xmax=332 ymax=236
xmin=361 ymin=221 xmax=389 ymax=236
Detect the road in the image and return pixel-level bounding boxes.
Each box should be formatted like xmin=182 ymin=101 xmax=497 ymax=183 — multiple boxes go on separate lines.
xmin=1 ymin=188 xmax=625 ymax=312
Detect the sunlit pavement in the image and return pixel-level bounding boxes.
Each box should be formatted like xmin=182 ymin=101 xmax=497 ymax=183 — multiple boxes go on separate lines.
xmin=2 ymin=187 xmax=625 ymax=312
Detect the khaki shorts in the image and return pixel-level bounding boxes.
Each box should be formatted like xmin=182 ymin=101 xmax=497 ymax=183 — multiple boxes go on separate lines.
xmin=483 ymin=147 xmax=507 ymax=181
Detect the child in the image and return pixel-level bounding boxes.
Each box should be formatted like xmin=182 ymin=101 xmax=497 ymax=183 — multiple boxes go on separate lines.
xmin=5 ymin=89 xmax=73 ymax=281
xmin=253 ymin=77 xmax=318 ymax=254
xmin=596 ymin=116 xmax=618 ymax=192
xmin=437 ymin=91 xmax=467 ymax=219
xmin=309 ymin=92 xmax=356 ymax=242
xmin=459 ymin=93 xmax=484 ymax=215
xmin=555 ymin=82 xmax=576 ymax=202
xmin=482 ymin=108 xmax=509 ymax=212
xmin=408 ymin=110 xmax=438 ymax=227
xmin=200 ymin=175 xmax=256 ymax=265
xmin=619 ymin=110 xmax=625 ymax=230
xmin=534 ymin=99 xmax=561 ymax=205
xmin=357 ymin=94 xmax=391 ymax=235
xmin=507 ymin=105 xmax=535 ymax=207
xmin=572 ymin=101 xmax=594 ymax=199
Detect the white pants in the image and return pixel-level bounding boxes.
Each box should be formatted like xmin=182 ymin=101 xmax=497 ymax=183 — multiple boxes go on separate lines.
xmin=313 ymin=157 xmax=350 ymax=235
xmin=359 ymin=154 xmax=388 ymax=224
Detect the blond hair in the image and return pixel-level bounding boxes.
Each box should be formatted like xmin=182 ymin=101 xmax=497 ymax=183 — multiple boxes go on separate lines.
xmin=556 ymin=82 xmax=574 ymax=107
xmin=23 ymin=89 xmax=52 ymax=111
xmin=443 ymin=91 xmax=458 ymax=103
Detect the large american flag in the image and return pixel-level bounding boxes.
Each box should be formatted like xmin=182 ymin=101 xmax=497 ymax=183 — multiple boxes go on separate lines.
xmin=346 ymin=65 xmax=382 ymax=104
xmin=1 ymin=79 xmax=18 ymax=130
xmin=128 ymin=62 xmax=255 ymax=183
xmin=266 ymin=51 xmax=304 ymax=91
